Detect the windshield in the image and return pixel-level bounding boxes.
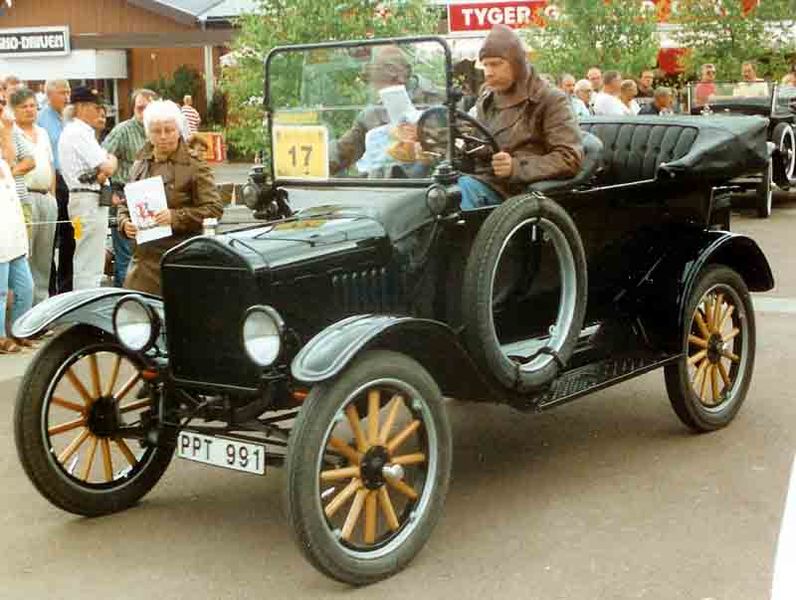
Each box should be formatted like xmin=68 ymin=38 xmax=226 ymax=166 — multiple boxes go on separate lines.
xmin=266 ymin=38 xmax=450 ymax=182
xmin=689 ymin=81 xmax=773 ymax=111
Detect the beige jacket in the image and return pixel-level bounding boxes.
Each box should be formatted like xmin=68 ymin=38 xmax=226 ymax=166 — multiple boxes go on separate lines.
xmin=0 ymin=161 xmax=28 ymax=262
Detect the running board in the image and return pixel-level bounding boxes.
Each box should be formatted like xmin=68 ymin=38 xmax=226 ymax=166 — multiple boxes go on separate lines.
xmin=520 ymin=353 xmax=680 ymax=412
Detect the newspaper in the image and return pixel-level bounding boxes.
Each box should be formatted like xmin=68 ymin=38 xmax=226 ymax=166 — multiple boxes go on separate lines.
xmin=123 ymin=176 xmax=172 ymax=244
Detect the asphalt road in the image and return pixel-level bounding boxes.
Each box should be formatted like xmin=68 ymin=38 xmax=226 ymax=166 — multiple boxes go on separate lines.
xmin=1 ymin=195 xmax=795 ymax=600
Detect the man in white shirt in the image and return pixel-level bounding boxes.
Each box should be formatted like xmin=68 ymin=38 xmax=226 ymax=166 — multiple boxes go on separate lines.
xmin=58 ymin=87 xmax=117 ymax=290
xmin=592 ymin=70 xmax=627 ymax=116
xmin=11 ymin=87 xmax=57 ymax=304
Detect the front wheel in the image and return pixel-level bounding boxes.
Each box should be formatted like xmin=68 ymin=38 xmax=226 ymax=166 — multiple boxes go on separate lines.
xmin=664 ymin=265 xmax=755 ymax=432
xmin=755 ymin=160 xmax=773 ymax=218
xmin=14 ymin=326 xmax=174 ymax=516
xmin=285 ymin=350 xmax=452 ymax=585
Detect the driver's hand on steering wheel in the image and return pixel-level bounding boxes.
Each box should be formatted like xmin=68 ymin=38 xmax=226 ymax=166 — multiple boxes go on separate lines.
xmin=492 ymin=151 xmax=513 ymax=178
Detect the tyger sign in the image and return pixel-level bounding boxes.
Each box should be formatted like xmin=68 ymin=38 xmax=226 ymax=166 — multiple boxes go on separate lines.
xmin=0 ymin=27 xmax=70 ymax=58
xmin=447 ymin=1 xmax=548 ymax=33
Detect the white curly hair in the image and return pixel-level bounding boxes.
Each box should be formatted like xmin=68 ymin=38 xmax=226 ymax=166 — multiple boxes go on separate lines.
xmin=142 ymin=99 xmax=189 ymax=140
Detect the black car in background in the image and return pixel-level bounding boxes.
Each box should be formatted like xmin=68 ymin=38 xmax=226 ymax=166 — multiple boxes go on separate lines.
xmin=13 ymin=37 xmax=774 ymax=585
xmin=687 ymin=80 xmax=796 ymax=217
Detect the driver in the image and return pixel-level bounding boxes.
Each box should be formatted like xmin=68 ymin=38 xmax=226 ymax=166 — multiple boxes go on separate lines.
xmin=459 ymin=25 xmax=583 ymax=209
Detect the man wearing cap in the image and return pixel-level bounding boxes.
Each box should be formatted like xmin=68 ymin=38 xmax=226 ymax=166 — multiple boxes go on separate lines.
xmin=459 ymin=24 xmax=582 ymax=208
xmin=58 ymin=86 xmax=118 ymax=290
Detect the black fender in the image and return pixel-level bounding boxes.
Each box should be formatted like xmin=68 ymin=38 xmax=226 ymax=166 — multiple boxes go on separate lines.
xmin=630 ymin=230 xmax=773 ymax=352
xmin=291 ymin=314 xmax=498 ymax=402
xmin=11 ymin=288 xmax=162 ymax=339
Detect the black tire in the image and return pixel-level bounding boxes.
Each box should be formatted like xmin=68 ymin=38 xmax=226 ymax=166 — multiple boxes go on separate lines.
xmin=755 ymin=160 xmax=773 ymax=218
xmin=773 ymin=122 xmax=795 ymax=182
xmin=462 ymin=193 xmax=587 ymax=392
xmin=285 ymin=350 xmax=452 ymax=585
xmin=664 ymin=265 xmax=755 ymax=432
xmin=14 ymin=325 xmax=173 ymax=517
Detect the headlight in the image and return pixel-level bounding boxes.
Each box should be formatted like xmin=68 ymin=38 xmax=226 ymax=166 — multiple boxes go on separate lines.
xmin=113 ymin=296 xmax=160 ymax=353
xmin=242 ymin=305 xmax=283 ymax=367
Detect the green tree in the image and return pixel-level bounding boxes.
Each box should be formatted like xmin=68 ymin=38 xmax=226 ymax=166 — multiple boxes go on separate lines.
xmin=672 ymin=0 xmax=796 ymax=81
xmin=145 ymin=65 xmax=202 ymax=104
xmin=522 ymin=0 xmax=660 ymax=81
xmin=221 ymin=0 xmax=437 ymax=159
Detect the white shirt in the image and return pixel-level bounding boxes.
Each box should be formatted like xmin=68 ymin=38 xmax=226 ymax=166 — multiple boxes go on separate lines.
xmin=17 ymin=124 xmax=54 ymax=193
xmin=625 ymin=99 xmax=641 ymax=115
xmin=59 ymin=118 xmax=110 ymax=191
xmin=592 ymin=92 xmax=627 ymax=116
xmin=0 ymin=160 xmax=29 ymax=262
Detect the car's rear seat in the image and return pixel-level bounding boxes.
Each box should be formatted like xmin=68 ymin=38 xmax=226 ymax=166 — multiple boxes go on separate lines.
xmin=579 ymin=119 xmax=699 ymax=185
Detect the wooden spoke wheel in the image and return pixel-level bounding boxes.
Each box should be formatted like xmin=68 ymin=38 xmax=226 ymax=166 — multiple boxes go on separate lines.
xmin=14 ymin=326 xmax=174 ymax=516
xmin=664 ymin=266 xmax=755 ymax=432
xmin=286 ymin=350 xmax=452 ymax=586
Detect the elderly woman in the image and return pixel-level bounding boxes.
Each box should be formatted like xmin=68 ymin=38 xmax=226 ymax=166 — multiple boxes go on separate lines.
xmin=118 ymin=100 xmax=222 ymax=296
xmin=620 ymin=79 xmax=640 ymax=115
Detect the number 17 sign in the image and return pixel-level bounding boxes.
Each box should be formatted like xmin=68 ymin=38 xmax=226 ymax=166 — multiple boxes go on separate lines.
xmin=273 ymin=124 xmax=330 ymax=180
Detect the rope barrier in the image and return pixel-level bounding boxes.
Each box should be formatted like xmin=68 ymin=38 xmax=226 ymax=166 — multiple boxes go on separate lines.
xmin=24 ymin=217 xmax=107 ymax=240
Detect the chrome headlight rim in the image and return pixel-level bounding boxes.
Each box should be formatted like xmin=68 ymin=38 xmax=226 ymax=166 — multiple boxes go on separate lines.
xmin=112 ymin=295 xmax=160 ymax=353
xmin=241 ymin=304 xmax=284 ymax=368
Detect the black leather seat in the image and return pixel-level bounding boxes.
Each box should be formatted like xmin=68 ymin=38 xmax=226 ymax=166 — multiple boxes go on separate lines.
xmin=527 ymin=131 xmax=604 ymax=194
xmin=580 ymin=119 xmax=699 ymax=185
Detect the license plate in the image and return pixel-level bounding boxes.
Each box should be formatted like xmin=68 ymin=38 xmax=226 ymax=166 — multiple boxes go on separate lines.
xmin=177 ymin=431 xmax=266 ymax=475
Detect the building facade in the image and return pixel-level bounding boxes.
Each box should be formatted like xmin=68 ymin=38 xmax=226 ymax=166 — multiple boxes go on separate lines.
xmin=0 ymin=0 xmax=249 ymax=123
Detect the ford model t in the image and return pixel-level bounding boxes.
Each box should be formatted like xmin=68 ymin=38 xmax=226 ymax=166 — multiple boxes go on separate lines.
xmin=14 ymin=37 xmax=774 ymax=585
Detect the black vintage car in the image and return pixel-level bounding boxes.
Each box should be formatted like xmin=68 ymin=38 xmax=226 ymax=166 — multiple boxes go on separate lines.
xmin=686 ymin=80 xmax=796 ymax=217
xmin=14 ymin=37 xmax=775 ymax=585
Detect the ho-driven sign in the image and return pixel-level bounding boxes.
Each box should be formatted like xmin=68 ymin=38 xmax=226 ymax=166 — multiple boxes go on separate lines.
xmin=0 ymin=26 xmax=70 ymax=58
xmin=447 ymin=1 xmax=549 ymax=33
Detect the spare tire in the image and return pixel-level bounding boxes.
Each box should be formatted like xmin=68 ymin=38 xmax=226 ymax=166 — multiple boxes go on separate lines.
xmin=462 ymin=193 xmax=587 ymax=392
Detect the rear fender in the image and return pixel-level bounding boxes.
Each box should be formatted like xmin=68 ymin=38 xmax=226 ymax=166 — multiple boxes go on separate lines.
xmin=291 ymin=315 xmax=498 ymax=402
xmin=11 ymin=288 xmax=162 ymax=339
xmin=632 ymin=231 xmax=773 ymax=352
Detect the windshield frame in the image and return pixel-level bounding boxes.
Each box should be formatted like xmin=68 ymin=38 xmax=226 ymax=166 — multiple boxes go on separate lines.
xmin=263 ymin=35 xmax=455 ymax=187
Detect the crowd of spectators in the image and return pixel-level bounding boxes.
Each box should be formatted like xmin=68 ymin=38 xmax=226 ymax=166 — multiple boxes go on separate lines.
xmin=0 ymin=73 xmax=219 ymax=354
xmin=555 ymin=60 xmax=796 ymax=120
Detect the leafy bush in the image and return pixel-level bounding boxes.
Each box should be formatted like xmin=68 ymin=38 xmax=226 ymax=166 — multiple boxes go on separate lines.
xmin=145 ymin=65 xmax=202 ymax=104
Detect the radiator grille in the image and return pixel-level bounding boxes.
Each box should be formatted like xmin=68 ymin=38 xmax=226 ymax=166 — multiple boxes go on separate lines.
xmin=332 ymin=267 xmax=405 ymax=313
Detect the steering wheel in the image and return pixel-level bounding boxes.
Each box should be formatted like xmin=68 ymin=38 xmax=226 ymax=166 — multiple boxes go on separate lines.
xmin=416 ymin=107 xmax=500 ymax=167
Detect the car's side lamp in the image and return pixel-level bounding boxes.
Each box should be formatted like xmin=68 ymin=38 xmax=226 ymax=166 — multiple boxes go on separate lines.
xmin=426 ymin=184 xmax=461 ymax=216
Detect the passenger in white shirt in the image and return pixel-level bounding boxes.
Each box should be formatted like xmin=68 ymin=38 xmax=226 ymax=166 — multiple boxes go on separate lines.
xmin=592 ymin=70 xmax=627 ymax=116
xmin=11 ymin=88 xmax=58 ymax=305
xmin=58 ymin=86 xmax=117 ymax=290
xmin=620 ymin=79 xmax=641 ymax=115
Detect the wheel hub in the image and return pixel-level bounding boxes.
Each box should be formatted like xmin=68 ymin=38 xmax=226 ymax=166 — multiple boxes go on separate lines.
xmin=360 ymin=446 xmax=390 ymax=490
xmin=86 ymin=397 xmax=120 ymax=438
xmin=706 ymin=333 xmax=725 ymax=364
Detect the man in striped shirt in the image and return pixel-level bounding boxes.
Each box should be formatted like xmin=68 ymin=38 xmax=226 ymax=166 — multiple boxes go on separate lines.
xmin=102 ymin=88 xmax=157 ymax=286
xmin=181 ymin=95 xmax=201 ymax=135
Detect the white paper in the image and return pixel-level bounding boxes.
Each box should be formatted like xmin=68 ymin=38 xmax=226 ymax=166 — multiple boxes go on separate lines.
xmin=379 ymin=85 xmax=419 ymax=125
xmin=124 ymin=176 xmax=173 ymax=244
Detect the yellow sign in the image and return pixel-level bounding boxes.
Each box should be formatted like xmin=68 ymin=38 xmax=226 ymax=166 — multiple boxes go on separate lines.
xmin=273 ymin=111 xmax=319 ymax=125
xmin=273 ymin=125 xmax=329 ymax=180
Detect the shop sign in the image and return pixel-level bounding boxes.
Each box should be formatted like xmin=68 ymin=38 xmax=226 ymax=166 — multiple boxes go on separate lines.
xmin=447 ymin=1 xmax=548 ymax=34
xmin=0 ymin=26 xmax=70 ymax=58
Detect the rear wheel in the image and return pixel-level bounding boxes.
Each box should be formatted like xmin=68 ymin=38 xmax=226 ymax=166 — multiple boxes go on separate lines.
xmin=285 ymin=350 xmax=452 ymax=585
xmin=664 ymin=265 xmax=755 ymax=432
xmin=14 ymin=326 xmax=173 ymax=516
xmin=755 ymin=160 xmax=773 ymax=218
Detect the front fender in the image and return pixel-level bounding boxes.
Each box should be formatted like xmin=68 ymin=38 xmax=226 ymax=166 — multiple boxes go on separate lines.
xmin=291 ymin=314 xmax=498 ymax=402
xmin=12 ymin=288 xmax=162 ymax=339
xmin=633 ymin=231 xmax=773 ymax=352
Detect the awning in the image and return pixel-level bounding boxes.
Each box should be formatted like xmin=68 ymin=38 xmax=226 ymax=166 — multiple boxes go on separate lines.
xmin=0 ymin=49 xmax=127 ymax=80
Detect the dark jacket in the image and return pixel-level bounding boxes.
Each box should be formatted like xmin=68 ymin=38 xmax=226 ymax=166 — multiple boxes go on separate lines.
xmin=474 ymin=25 xmax=583 ymax=197
xmin=118 ymin=139 xmax=223 ymax=295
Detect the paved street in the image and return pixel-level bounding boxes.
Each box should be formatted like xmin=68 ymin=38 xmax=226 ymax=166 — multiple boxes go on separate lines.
xmin=1 ymin=195 xmax=795 ymax=599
